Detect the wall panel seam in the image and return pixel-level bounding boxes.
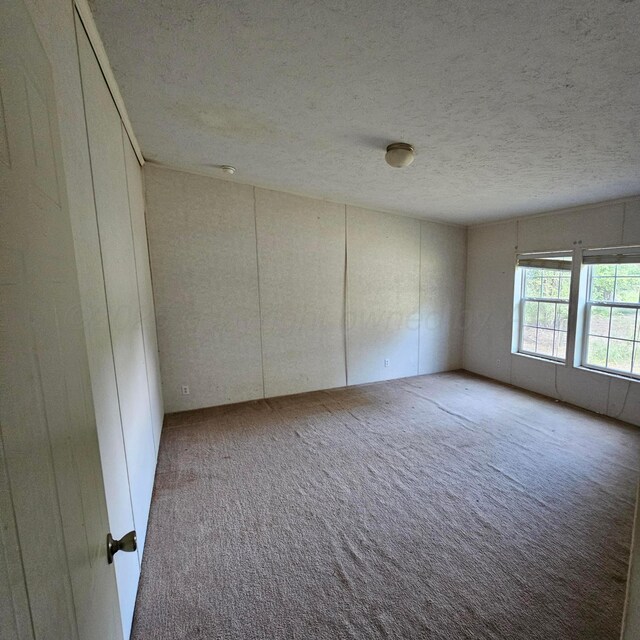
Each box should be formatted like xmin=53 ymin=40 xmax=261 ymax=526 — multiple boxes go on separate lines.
xmin=0 ymin=428 xmax=36 ymax=639
xmin=253 ymin=187 xmax=266 ymax=398
xmin=417 ymin=222 xmax=422 ymax=375
xmin=343 ymin=205 xmax=349 ymax=386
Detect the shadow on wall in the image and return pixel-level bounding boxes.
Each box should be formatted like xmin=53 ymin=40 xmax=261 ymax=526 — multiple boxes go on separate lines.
xmin=163 ymin=385 xmax=380 ymax=429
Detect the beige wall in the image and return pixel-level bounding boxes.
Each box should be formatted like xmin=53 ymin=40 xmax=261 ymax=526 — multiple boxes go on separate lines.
xmin=420 ymin=220 xmax=467 ymax=374
xmin=256 ymin=190 xmax=347 ymax=397
xmin=463 ymin=197 xmax=640 ymax=427
xmin=145 ymin=164 xmax=467 ymax=412
xmin=144 ymin=168 xmax=264 ymax=411
xmin=346 ymin=207 xmax=421 ymax=385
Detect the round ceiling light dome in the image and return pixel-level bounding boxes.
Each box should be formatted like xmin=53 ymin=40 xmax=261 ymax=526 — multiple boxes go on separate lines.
xmin=385 ymin=142 xmax=415 ymax=168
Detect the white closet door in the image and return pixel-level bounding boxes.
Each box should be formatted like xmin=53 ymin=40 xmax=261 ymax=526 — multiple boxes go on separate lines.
xmin=123 ymin=130 xmax=164 ymax=455
xmin=76 ymin=14 xmax=156 ymax=638
xmin=0 ymin=1 xmax=121 ymax=638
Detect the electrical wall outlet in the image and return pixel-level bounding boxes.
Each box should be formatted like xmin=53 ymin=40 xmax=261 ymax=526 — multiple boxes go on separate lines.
xmin=181 ymin=385 xmax=190 ymax=395
xmin=384 ymin=358 xmax=390 ymax=367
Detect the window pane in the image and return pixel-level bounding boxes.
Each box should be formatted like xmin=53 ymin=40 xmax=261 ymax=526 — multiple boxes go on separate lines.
xmin=588 ymin=306 xmax=611 ymax=336
xmin=525 ymin=274 xmax=542 ymax=298
xmin=537 ymin=302 xmax=556 ymax=329
xmin=553 ymin=331 xmax=567 ymax=359
xmin=587 ymin=336 xmax=608 ymax=368
xmin=536 ymin=328 xmax=555 ymax=357
xmin=613 ymin=277 xmax=640 ymax=304
xmin=555 ymin=303 xmax=568 ymax=331
xmin=634 ymin=345 xmax=640 ymax=374
xmin=610 ymin=308 xmax=637 ymax=340
xmin=592 ymin=264 xmax=616 ymax=277
xmin=590 ymin=277 xmax=615 ymax=302
xmin=523 ymin=266 xmax=571 ymax=300
xmin=523 ymin=300 xmax=538 ymax=326
xmin=617 ymin=263 xmax=640 ymax=277
xmin=521 ymin=326 xmax=537 ymax=353
xmin=541 ymin=274 xmax=559 ymax=299
xmin=607 ymin=339 xmax=633 ymax=373
xmin=559 ymin=276 xmax=571 ymax=300
xmin=526 ymin=267 xmax=544 ymax=279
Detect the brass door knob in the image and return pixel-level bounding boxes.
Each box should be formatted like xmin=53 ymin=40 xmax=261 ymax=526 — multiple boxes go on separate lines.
xmin=107 ymin=530 xmax=137 ymax=564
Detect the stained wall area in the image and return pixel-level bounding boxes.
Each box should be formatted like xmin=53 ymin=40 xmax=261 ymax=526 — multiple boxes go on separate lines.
xmin=144 ymin=164 xmax=467 ymax=412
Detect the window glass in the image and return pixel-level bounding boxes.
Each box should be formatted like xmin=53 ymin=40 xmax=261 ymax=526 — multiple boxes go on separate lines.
xmin=517 ymin=259 xmax=571 ymax=362
xmin=584 ymin=263 xmax=640 ymax=377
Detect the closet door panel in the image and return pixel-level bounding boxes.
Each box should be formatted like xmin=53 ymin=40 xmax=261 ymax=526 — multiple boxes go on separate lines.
xmin=123 ymin=128 xmax=164 ymax=454
xmin=77 ymin=16 xmax=155 ymax=636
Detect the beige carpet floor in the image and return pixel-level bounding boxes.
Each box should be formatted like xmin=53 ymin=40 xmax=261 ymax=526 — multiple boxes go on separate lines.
xmin=132 ymin=371 xmax=640 ymax=640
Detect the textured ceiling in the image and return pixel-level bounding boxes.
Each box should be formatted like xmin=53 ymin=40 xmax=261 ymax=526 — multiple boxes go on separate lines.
xmin=89 ymin=0 xmax=640 ymax=223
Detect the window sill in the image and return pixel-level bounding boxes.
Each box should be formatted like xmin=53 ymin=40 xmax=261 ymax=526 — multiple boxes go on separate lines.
xmin=576 ymin=365 xmax=640 ymax=384
xmin=512 ymin=351 xmax=566 ymax=366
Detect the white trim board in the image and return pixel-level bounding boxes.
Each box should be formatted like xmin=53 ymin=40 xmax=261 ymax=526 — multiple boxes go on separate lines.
xmin=74 ymin=0 xmax=144 ymax=166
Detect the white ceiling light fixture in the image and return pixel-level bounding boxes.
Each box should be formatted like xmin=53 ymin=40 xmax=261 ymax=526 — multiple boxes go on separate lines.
xmin=220 ymin=165 xmax=236 ymax=174
xmin=385 ymin=142 xmax=415 ymax=168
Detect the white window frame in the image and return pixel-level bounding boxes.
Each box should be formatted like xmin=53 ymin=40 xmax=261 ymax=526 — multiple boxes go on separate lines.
xmin=580 ymin=250 xmax=640 ymax=381
xmin=513 ymin=252 xmax=572 ymax=364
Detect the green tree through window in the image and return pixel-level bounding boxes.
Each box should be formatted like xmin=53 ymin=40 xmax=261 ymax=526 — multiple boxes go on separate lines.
xmin=584 ymin=263 xmax=640 ymax=377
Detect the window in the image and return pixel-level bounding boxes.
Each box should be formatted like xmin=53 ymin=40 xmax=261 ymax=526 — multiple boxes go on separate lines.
xmin=583 ymin=256 xmax=640 ymax=378
xmin=512 ymin=247 xmax=640 ymax=380
xmin=515 ymin=255 xmax=572 ymax=362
